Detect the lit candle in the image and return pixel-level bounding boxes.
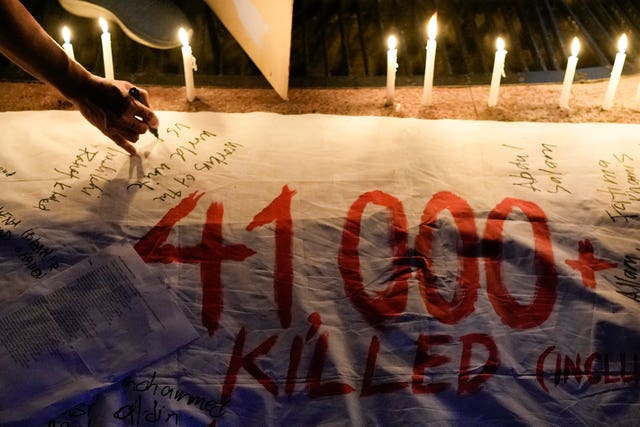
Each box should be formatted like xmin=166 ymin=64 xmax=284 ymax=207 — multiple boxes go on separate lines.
xmin=386 ymin=35 xmax=398 ymax=106
xmin=421 ymin=13 xmax=437 ymax=106
xmin=99 ymin=17 xmax=114 ymax=80
xmin=179 ymin=27 xmax=197 ymax=102
xmin=61 ymin=26 xmax=75 ymax=60
xmin=488 ymin=37 xmax=507 ymax=107
xmin=602 ymin=33 xmax=627 ymax=110
xmin=559 ymin=37 xmax=580 ymax=109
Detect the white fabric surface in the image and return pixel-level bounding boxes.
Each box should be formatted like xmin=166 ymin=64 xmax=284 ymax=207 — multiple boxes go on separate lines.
xmin=0 ymin=111 xmax=638 ymax=426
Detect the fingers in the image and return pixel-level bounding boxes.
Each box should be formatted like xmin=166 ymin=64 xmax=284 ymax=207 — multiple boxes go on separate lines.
xmin=117 ymin=112 xmax=149 ymax=136
xmin=114 ymin=126 xmax=141 ymax=143
xmin=109 ymin=132 xmax=137 ymax=156
xmin=134 ymin=86 xmax=152 ymax=107
xmin=104 ymin=94 xmax=157 ymax=146
xmin=134 ymin=104 xmax=160 ymax=130
xmin=127 ymin=85 xmax=160 ymax=131
xmin=104 ymin=95 xmax=155 ymax=155
xmin=77 ymin=78 xmax=160 ymax=154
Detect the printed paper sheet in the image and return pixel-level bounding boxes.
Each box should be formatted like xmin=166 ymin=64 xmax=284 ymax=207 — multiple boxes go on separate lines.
xmin=0 ymin=242 xmax=198 ymax=425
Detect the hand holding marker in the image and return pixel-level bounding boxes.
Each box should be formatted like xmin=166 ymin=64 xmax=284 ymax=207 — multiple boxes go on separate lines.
xmin=129 ymin=87 xmax=159 ymax=138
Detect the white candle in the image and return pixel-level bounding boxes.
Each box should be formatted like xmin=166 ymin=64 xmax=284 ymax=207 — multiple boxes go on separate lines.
xmin=602 ymin=34 xmax=627 ymax=110
xmin=99 ymin=17 xmax=114 ymax=80
xmin=179 ymin=27 xmax=197 ymax=102
xmin=559 ymin=37 xmax=580 ymax=109
xmin=61 ymin=26 xmax=75 ymax=60
xmin=421 ymin=13 xmax=437 ymax=106
xmin=386 ymin=35 xmax=398 ymax=106
xmin=488 ymin=37 xmax=507 ymax=107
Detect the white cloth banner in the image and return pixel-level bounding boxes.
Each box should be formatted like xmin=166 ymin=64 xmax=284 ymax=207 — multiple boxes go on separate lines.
xmin=1 ymin=111 xmax=639 ymax=426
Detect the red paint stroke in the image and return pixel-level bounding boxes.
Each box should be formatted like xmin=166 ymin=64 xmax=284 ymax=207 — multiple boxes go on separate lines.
xmin=415 ymin=191 xmax=480 ymax=324
xmin=339 ymin=190 xmax=410 ymax=327
xmin=135 ymin=191 xmax=255 ymax=335
xmin=247 ymin=185 xmax=296 ymax=328
xmin=361 ymin=335 xmax=408 ymax=396
xmin=457 ymin=333 xmax=499 ymax=395
xmin=484 ymin=198 xmax=557 ymax=329
xmin=412 ymin=334 xmax=452 ymax=394
xmin=536 ymin=345 xmax=556 ymax=392
xmin=565 ymin=239 xmax=617 ymax=289
xmin=222 ymin=327 xmax=278 ymax=402
xmin=306 ymin=327 xmax=356 ymax=397
xmin=306 ymin=312 xmax=322 ymax=341
xmin=285 ymin=335 xmax=303 ymax=396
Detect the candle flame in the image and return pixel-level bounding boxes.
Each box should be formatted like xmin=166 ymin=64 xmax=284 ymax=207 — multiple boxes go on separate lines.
xmin=179 ymin=27 xmax=190 ymax=47
xmin=618 ymin=33 xmax=628 ymax=53
xmin=62 ymin=26 xmax=71 ymax=44
xmin=571 ymin=37 xmax=580 ymax=57
xmin=99 ymin=17 xmax=108 ymax=33
xmin=496 ymin=37 xmax=505 ymax=51
xmin=388 ymin=35 xmax=397 ymax=50
xmin=427 ymin=13 xmax=437 ymax=40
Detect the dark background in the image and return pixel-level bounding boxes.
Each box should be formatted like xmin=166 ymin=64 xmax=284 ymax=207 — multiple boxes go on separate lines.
xmin=4 ymin=0 xmax=640 ymax=87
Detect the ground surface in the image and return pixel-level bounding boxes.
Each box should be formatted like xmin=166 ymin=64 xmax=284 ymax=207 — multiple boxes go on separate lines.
xmin=2 ymin=77 xmax=640 ymax=123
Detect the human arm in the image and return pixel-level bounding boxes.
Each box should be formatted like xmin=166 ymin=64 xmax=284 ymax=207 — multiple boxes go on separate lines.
xmin=0 ymin=0 xmax=159 ymax=155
